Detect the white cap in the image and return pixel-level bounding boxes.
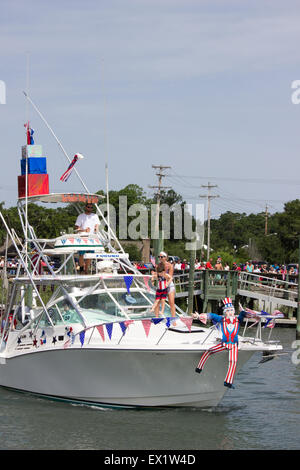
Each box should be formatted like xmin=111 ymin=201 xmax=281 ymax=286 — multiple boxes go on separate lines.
xmin=159 ymin=251 xmax=167 ymax=257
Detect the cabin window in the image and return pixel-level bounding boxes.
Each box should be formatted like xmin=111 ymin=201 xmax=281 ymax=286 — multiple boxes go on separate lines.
xmin=34 ymin=299 xmax=83 ymax=327
xmin=78 ymin=292 xmax=125 ymax=321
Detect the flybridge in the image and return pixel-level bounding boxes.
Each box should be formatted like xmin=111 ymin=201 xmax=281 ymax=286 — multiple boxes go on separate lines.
xmin=18 ymin=192 xmax=104 ymax=205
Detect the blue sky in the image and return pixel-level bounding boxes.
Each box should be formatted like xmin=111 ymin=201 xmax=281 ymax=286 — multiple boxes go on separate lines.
xmin=1 ymin=0 xmax=300 ymax=218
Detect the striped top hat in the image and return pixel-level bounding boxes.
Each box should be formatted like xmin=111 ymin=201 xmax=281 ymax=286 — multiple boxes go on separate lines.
xmin=223 ymin=297 xmax=233 ymax=310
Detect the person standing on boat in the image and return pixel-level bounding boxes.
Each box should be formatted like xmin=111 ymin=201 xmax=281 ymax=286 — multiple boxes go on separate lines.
xmin=75 ymin=203 xmax=100 ymax=274
xmin=150 ymin=262 xmax=172 ymax=317
xmin=192 ymin=298 xmax=247 ymax=388
xmin=159 ymin=251 xmax=176 ymax=318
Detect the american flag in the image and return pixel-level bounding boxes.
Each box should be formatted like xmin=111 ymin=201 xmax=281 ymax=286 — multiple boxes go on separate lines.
xmin=242 ymin=306 xmax=261 ymax=327
xmin=264 ymin=310 xmax=284 ymax=328
xmin=244 ymin=307 xmax=261 ymax=318
xmin=150 ymin=256 xmax=156 ymax=267
xmin=60 ymin=154 xmax=84 ymax=182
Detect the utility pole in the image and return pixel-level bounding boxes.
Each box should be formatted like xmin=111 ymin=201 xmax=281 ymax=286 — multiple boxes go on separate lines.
xmin=199 ymin=182 xmax=219 ymax=261
xmin=265 ymin=203 xmax=269 ymax=235
xmin=149 ymin=165 xmax=171 ymax=261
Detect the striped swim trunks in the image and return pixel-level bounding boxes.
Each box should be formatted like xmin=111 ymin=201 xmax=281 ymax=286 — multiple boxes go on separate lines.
xmin=156 ymin=288 xmax=168 ymax=300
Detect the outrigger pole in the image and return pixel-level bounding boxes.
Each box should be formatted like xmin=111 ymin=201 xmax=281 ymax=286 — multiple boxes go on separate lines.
xmin=0 ymin=210 xmax=55 ymax=349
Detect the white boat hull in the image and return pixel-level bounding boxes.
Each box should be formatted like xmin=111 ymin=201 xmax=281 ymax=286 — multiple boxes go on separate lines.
xmin=0 ymin=347 xmax=254 ymax=407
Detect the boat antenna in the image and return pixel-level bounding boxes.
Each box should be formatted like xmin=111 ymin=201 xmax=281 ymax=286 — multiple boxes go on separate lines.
xmin=25 ymin=54 xmax=30 ymax=268
xmin=101 ymin=60 xmax=111 ymax=241
xmin=105 ymin=162 xmax=111 ymax=241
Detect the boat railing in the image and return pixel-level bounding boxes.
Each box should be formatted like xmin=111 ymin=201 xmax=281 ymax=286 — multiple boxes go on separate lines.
xmin=172 ymin=270 xmax=204 ymax=294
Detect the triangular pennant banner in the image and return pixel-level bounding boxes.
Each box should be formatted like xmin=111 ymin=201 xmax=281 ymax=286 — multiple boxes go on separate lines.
xmin=165 ymin=317 xmax=177 ymax=328
xmin=119 ymin=321 xmax=127 ymax=335
xmin=198 ymin=313 xmax=207 ymax=324
xmin=106 ymin=323 xmax=113 ymax=340
xmin=96 ymin=325 xmax=105 ymax=341
xmin=124 ymin=275 xmax=133 ymax=293
xmin=79 ymin=330 xmax=85 ymax=347
xmin=151 ymin=318 xmax=164 ymax=325
xmin=180 ymin=317 xmax=193 ymax=332
xmin=124 ymin=320 xmax=134 ymax=329
xmin=142 ymin=319 xmax=152 ymax=337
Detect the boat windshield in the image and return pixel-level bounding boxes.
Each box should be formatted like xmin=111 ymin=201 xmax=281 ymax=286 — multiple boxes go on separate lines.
xmin=33 ymin=299 xmax=84 ymax=328
xmin=77 ymin=289 xmax=173 ymax=324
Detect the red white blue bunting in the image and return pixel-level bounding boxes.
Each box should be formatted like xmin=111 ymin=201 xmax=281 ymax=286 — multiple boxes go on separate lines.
xmin=123 ymin=275 xmax=133 ymax=293
xmin=63 ymin=316 xmax=192 ymax=348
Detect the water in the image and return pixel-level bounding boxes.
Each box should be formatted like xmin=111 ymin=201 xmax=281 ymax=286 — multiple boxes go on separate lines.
xmin=0 ymin=329 xmax=298 ymax=450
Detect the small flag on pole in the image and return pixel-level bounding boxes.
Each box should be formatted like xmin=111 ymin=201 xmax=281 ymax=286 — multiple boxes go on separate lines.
xmin=60 ymin=153 xmax=84 ymax=182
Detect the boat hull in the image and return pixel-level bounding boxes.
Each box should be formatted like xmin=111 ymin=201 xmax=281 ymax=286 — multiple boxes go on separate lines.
xmin=0 ymin=347 xmax=254 ymax=408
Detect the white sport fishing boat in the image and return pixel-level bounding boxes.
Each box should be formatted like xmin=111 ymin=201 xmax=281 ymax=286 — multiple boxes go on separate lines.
xmin=0 ymin=109 xmax=283 ymax=408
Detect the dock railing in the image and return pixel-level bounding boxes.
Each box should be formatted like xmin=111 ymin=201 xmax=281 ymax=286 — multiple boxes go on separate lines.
xmin=237 ymin=271 xmax=298 ymax=308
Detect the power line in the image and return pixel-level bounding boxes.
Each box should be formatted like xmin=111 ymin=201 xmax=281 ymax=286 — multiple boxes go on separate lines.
xmin=172 ymin=173 xmax=300 ymax=186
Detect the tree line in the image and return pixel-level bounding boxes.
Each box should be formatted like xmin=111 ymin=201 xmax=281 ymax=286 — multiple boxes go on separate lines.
xmin=0 ymin=184 xmax=299 ymax=265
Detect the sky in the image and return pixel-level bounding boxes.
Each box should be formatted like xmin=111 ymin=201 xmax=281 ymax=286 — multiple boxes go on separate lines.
xmin=1 ymin=0 xmax=300 ymax=219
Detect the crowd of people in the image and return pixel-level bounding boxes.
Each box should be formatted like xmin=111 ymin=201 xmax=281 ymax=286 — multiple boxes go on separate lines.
xmin=133 ymin=256 xmax=298 ymax=276
xmin=1 ymin=252 xmax=298 ymax=278
xmin=0 ymin=256 xmax=19 ymax=274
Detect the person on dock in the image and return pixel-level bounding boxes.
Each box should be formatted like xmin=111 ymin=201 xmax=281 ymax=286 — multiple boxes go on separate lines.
xmin=205 ymin=258 xmax=213 ymax=269
xmin=215 ymin=257 xmax=223 ymax=270
xmin=192 ymin=298 xmax=247 ymax=389
xmin=150 ymin=262 xmax=172 ymax=317
xmin=75 ymin=203 xmax=100 ymax=274
xmin=214 ymin=256 xmax=223 ymax=284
